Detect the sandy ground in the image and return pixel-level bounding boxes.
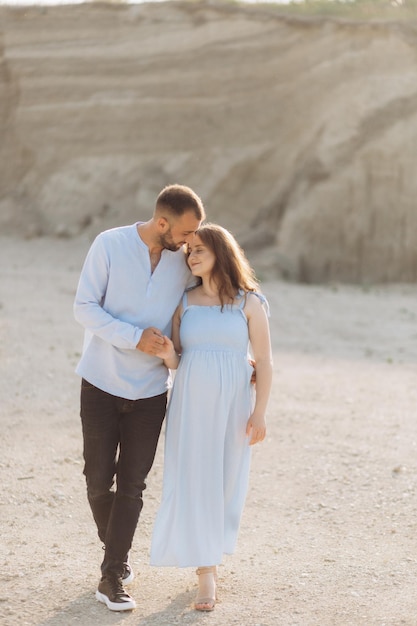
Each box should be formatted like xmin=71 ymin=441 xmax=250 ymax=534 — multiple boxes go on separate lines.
xmin=1 ymin=235 xmax=417 ymax=626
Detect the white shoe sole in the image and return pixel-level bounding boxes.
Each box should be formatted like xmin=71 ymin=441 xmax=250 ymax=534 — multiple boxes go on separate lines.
xmin=95 ymin=590 xmax=136 ymax=611
xmin=123 ymin=569 xmax=134 ymax=585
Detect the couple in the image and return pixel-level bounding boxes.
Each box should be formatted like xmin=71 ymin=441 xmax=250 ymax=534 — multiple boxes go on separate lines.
xmin=73 ymin=184 xmax=273 ymax=612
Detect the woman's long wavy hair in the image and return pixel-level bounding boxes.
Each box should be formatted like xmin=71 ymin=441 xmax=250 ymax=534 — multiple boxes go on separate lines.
xmin=190 ymin=223 xmax=259 ymax=308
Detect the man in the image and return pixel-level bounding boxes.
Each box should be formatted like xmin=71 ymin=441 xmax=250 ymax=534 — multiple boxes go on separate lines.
xmin=73 ymin=184 xmax=205 ymax=612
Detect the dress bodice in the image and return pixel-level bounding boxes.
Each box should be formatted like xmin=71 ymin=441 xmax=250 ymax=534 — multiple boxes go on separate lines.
xmin=180 ymin=302 xmax=249 ymax=356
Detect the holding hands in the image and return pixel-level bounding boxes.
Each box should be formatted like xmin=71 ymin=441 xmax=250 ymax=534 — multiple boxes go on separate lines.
xmin=137 ymin=328 xmax=179 ymax=368
xmin=154 ymin=335 xmax=176 ymax=361
xmin=152 ymin=334 xmax=180 ymax=370
xmin=136 ymin=327 xmax=165 ymax=355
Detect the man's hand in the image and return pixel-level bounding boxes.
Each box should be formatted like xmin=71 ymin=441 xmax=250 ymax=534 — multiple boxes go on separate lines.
xmin=136 ymin=327 xmax=165 ymax=355
xmin=249 ymin=359 xmax=256 ymax=385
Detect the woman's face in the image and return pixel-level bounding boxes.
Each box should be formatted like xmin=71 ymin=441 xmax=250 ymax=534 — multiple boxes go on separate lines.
xmin=187 ymin=235 xmax=216 ymax=278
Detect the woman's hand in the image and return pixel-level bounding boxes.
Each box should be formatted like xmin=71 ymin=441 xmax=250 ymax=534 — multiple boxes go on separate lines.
xmin=246 ymin=411 xmax=266 ymax=445
xmin=154 ymin=336 xmax=175 ymax=360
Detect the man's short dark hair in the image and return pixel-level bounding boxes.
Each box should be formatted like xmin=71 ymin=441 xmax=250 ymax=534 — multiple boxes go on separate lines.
xmin=156 ymin=184 xmax=205 ymax=221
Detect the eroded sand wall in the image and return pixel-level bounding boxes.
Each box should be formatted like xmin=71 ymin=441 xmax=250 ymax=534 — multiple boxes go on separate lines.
xmin=1 ymin=3 xmax=417 ymax=282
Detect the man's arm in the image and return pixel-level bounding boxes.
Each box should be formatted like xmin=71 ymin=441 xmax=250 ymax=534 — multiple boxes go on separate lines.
xmin=73 ymin=235 xmax=144 ymax=350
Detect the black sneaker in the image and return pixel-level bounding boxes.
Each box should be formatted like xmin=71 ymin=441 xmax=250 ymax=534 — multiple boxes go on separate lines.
xmin=122 ymin=562 xmax=134 ymax=585
xmin=96 ymin=574 xmax=136 ymax=611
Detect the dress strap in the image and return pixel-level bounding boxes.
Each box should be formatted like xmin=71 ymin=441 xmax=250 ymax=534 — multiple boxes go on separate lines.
xmin=255 ymin=292 xmax=270 ymax=317
xmin=237 ymin=289 xmax=247 ymax=309
xmin=244 ymin=290 xmax=270 ymax=316
xmin=181 ymin=291 xmax=188 ymax=308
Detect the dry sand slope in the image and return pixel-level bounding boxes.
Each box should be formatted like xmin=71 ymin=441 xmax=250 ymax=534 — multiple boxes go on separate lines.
xmin=2 ymin=2 xmax=417 ymax=283
xmin=1 ymin=236 xmax=417 ymax=625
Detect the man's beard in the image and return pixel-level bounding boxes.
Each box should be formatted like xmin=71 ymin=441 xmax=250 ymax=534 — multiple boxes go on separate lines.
xmin=159 ymin=231 xmax=182 ymax=252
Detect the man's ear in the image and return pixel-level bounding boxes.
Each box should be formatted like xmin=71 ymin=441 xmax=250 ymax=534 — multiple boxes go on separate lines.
xmin=157 ymin=216 xmax=169 ymax=232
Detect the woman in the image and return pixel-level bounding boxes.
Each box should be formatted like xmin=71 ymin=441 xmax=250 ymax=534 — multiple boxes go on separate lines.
xmin=150 ymin=223 xmax=273 ymax=611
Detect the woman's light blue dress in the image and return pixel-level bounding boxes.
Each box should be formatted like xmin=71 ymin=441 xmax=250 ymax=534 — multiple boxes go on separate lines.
xmin=150 ymin=291 xmax=260 ymax=568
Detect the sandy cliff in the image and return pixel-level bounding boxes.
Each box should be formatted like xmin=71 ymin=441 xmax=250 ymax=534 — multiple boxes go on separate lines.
xmin=1 ymin=2 xmax=417 ymax=282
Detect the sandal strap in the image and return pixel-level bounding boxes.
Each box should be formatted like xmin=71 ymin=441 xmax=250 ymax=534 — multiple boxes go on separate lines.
xmin=196 ymin=566 xmax=216 ymax=575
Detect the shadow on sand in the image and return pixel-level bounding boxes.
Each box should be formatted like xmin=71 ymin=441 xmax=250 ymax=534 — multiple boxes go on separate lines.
xmin=37 ymin=588 xmax=212 ymax=626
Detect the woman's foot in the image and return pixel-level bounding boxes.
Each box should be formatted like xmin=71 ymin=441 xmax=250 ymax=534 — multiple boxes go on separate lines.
xmin=195 ymin=566 xmax=217 ymax=611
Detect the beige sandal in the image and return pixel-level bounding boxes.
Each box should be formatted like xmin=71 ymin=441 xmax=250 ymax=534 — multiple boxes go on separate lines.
xmin=195 ymin=566 xmax=217 ymax=611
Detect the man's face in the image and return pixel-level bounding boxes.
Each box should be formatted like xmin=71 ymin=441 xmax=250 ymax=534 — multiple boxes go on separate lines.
xmin=159 ymin=212 xmax=201 ymax=251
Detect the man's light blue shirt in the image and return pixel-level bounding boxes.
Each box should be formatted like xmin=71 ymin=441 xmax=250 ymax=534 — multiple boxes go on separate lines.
xmin=74 ymin=223 xmax=192 ymax=400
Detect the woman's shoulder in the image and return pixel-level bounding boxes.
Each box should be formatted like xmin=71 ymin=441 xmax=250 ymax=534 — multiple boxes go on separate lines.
xmin=242 ymin=290 xmax=270 ymax=316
